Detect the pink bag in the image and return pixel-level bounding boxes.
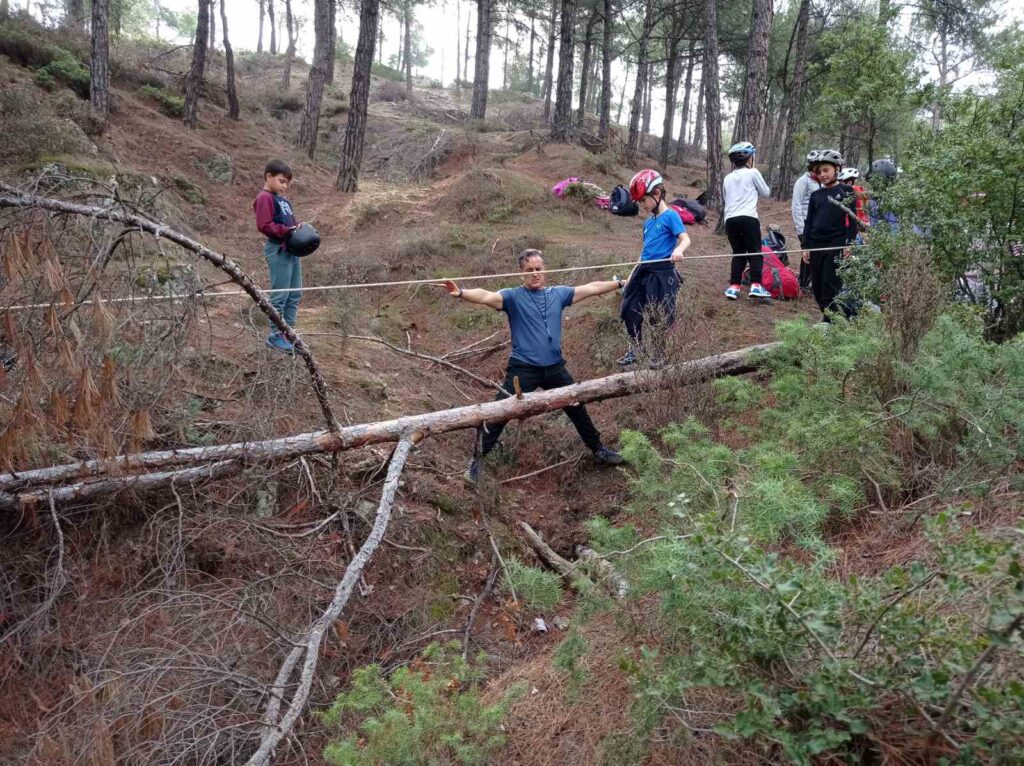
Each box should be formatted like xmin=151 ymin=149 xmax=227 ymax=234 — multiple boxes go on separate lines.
xmin=551 ymin=177 xmax=580 ymax=198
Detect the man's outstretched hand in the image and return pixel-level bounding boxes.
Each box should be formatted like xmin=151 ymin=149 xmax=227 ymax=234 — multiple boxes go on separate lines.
xmin=439 ymin=280 xmax=461 ymax=297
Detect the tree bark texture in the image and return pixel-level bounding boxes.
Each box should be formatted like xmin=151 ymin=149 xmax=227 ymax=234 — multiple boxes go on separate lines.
xmin=702 ymin=0 xmax=724 ymax=219
xmin=404 ymin=1 xmax=413 ymax=96
xmin=90 ymin=0 xmax=110 ymax=120
xmin=66 ymin=0 xmax=85 ymax=28
xmin=550 ymin=0 xmax=577 ymax=141
xmin=258 ymin=0 xmax=265 ymax=52
xmin=182 ymin=0 xmax=210 ymax=129
xmin=268 ymin=0 xmax=277 ymax=54
xmin=298 ymin=0 xmax=332 ymax=159
xmin=464 ymin=3 xmax=471 ymax=88
xmin=208 ymin=0 xmax=216 ymax=51
xmin=692 ymin=63 xmax=704 ymax=151
xmin=640 ymin=61 xmax=653 ymax=151
xmin=282 ymin=0 xmax=295 ymax=89
xmin=336 ymin=0 xmax=381 ymax=191
xmin=659 ymin=19 xmax=684 ymax=169
xmin=0 ymin=344 xmax=777 ymax=509
xmin=541 ymin=0 xmax=556 ymax=119
xmin=627 ymin=0 xmax=653 ymax=159
xmin=527 ymin=9 xmax=535 ymax=92
xmin=0 ymin=185 xmax=341 ymax=438
xmin=674 ymin=41 xmax=696 ymax=164
xmin=733 ymin=0 xmax=773 ymax=145
xmin=470 ymin=0 xmax=493 ymax=119
xmin=327 ymin=0 xmax=337 ymax=84
xmin=576 ymin=6 xmax=599 ymax=126
xmin=597 ymin=0 xmax=612 ymax=140
xmin=774 ymin=0 xmax=810 ymax=200
xmin=220 ymin=0 xmax=239 ymax=119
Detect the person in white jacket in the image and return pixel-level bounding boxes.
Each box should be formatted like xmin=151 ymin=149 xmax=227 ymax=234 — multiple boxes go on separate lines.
xmin=723 ymin=142 xmax=771 ymax=300
xmin=792 ymin=150 xmax=822 ymax=289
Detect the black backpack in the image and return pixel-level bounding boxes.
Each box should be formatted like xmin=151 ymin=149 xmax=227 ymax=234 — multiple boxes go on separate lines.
xmin=610 ymin=184 xmax=639 ymax=216
xmin=671 ymin=197 xmax=708 ymax=223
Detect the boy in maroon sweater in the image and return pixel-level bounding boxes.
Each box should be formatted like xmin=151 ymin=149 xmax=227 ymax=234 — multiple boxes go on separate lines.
xmin=254 ymin=159 xmax=301 ymax=353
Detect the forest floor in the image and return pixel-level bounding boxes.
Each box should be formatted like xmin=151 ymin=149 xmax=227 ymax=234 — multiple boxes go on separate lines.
xmin=0 ymin=40 xmax=858 ymax=764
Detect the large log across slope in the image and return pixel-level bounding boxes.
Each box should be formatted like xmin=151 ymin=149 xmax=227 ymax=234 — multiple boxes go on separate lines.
xmin=0 ymin=343 xmax=778 ymax=509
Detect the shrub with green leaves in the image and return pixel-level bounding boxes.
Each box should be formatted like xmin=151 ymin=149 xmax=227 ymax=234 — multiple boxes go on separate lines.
xmin=322 ymin=642 xmax=523 ymax=766
xmin=503 ymin=558 xmax=564 ymax=611
xmin=140 ymin=84 xmax=184 ymax=117
xmin=571 ymin=311 xmax=1024 ymax=763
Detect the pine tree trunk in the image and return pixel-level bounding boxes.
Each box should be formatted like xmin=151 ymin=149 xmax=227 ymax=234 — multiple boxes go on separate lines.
xmin=659 ymin=21 xmax=683 ymax=169
xmin=90 ymin=0 xmax=110 ymax=121
xmin=66 ymin=0 xmax=85 ymax=28
xmin=0 ymin=0 xmax=10 ymax=20
xmin=702 ymin=0 xmax=724 ymax=224
xmin=640 ymin=62 xmax=653 ymax=153
xmin=626 ymin=0 xmax=653 ymax=159
xmin=576 ymin=7 xmax=598 ymax=126
xmin=221 ymin=0 xmax=239 ymax=119
xmin=732 ymin=0 xmax=773 ymax=144
xmin=327 ymin=0 xmax=337 ymax=84
xmin=470 ymin=0 xmax=493 ymax=120
xmin=377 ymin=20 xmax=384 ymax=64
xmin=527 ymin=10 xmax=535 ymax=92
xmin=298 ymin=0 xmax=332 ymax=158
xmin=456 ymin=0 xmax=462 ymax=86
xmin=209 ymin=0 xmax=216 ymax=51
xmin=257 ymin=0 xmax=265 ymax=53
xmin=404 ymin=1 xmax=413 ymax=96
xmin=541 ymin=0 xmax=556 ymax=120
xmin=550 ymin=0 xmax=576 ymax=140
xmin=182 ymin=0 xmax=210 ymax=129
xmin=616 ymin=59 xmax=629 ymax=124
xmin=268 ymin=0 xmax=277 ymax=54
xmin=282 ymin=0 xmax=295 ymax=89
xmin=931 ymin=29 xmax=948 ymax=133
xmin=693 ymin=66 xmax=704 ymax=151
xmin=774 ymin=0 xmax=810 ymax=200
xmin=502 ymin=16 xmax=509 ymax=90
xmin=597 ymin=0 xmax=612 ymax=139
xmin=336 ymin=0 xmax=381 ymax=191
xmin=674 ymin=41 xmax=695 ymax=164
xmin=464 ymin=5 xmax=471 ymax=88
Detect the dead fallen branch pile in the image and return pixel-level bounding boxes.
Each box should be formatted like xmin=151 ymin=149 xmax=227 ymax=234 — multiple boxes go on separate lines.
xmin=0 ymin=343 xmax=777 ymax=510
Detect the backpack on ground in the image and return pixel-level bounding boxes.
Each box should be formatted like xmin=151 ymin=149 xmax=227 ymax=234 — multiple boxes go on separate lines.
xmin=610 ymin=184 xmax=639 ymax=216
xmin=671 ymin=196 xmax=707 ymax=223
xmin=742 ymin=247 xmax=800 ymax=300
xmin=762 ymin=225 xmax=788 ymax=265
xmin=668 ymin=203 xmax=696 ymax=226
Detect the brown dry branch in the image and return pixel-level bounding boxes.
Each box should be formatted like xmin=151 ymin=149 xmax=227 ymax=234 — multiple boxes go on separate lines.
xmin=247 ymin=434 xmax=419 ymax=766
xmin=0 ymin=344 xmax=778 ymax=509
xmin=0 ymin=183 xmax=340 ymax=435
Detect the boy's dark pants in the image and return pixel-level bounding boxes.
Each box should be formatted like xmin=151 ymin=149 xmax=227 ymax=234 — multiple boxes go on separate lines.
xmin=809 ymin=244 xmax=855 ymax=321
xmin=725 ymin=215 xmax=763 ymax=284
xmin=798 ymin=234 xmax=812 ymax=288
xmin=476 ymin=360 xmax=601 ymax=456
xmin=620 ymin=263 xmax=680 ymax=348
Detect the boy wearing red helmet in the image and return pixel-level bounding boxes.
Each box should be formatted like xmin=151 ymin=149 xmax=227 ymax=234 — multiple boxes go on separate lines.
xmin=617 ymin=169 xmax=691 ymax=368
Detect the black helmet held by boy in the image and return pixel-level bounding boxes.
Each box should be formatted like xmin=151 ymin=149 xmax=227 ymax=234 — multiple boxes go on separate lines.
xmin=869 ymin=158 xmax=898 ymax=180
xmin=286 ymin=223 xmax=321 ymax=257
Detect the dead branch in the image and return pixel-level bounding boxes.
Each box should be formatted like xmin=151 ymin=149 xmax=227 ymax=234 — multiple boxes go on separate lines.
xmin=518 ymin=521 xmax=579 ymax=579
xmin=462 ymin=552 xmax=499 ymax=659
xmin=0 ymin=344 xmax=778 ymax=509
xmin=0 ymin=183 xmax=340 ymax=434
xmin=246 ymin=435 xmax=418 ymax=766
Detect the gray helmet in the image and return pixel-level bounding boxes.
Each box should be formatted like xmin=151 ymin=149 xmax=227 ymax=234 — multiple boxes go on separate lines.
xmin=806 ymin=149 xmax=822 ymax=166
xmin=816 ymin=149 xmax=844 ymax=167
xmin=870 ymin=158 xmax=897 ymax=180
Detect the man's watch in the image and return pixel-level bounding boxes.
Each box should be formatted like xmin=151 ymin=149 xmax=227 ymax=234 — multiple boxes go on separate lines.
xmin=616 ymin=278 xmax=625 ymax=289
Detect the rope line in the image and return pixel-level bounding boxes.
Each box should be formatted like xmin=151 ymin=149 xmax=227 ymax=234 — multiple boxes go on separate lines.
xmin=4 ymin=244 xmax=867 ymax=311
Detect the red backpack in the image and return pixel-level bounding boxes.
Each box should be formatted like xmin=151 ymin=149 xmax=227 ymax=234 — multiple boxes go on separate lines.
xmin=668 ymin=203 xmax=697 ymax=226
xmin=743 ymin=247 xmax=800 ymax=300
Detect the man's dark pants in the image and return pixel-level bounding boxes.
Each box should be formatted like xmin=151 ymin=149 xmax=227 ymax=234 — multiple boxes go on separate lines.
xmin=477 ymin=359 xmax=602 ymax=456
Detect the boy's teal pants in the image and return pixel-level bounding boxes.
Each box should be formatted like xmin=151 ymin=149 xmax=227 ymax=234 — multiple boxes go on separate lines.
xmin=264 ymin=241 xmax=302 ymax=329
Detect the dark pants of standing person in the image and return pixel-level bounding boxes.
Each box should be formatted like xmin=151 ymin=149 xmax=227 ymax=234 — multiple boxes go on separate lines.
xmin=620 ymin=263 xmax=681 ymax=350
xmin=798 ymin=234 xmax=812 ymax=288
xmin=725 ymin=215 xmax=763 ymax=285
xmin=808 ymin=243 xmax=856 ymax=321
xmin=476 ymin=360 xmax=602 ymax=456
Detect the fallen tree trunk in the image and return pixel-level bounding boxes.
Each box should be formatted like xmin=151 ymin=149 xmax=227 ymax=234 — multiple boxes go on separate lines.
xmin=0 ymin=343 xmax=778 ymax=509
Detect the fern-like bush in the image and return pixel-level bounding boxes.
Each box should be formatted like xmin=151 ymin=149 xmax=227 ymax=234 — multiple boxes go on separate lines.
xmin=322 ymin=642 xmax=523 ymax=766
xmin=503 ymin=558 xmax=564 ymax=611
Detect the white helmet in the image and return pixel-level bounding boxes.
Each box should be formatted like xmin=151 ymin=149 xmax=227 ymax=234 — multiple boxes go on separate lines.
xmin=837 ymin=167 xmax=860 ymax=182
xmin=728 ymin=141 xmax=756 ymax=162
xmin=817 ymin=149 xmax=844 ymax=166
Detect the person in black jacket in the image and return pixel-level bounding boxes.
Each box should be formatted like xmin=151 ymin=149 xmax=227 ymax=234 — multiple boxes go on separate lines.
xmin=801 ymin=150 xmax=860 ymax=322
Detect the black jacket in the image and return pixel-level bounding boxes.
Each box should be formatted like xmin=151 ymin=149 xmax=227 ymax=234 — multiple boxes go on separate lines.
xmin=805 ymin=184 xmax=859 ymax=247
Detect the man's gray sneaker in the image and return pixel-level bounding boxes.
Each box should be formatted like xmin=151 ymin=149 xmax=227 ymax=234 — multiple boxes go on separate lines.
xmin=593 ymin=446 xmax=625 ymax=465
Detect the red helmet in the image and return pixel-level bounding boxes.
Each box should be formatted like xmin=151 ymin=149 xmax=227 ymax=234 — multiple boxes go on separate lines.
xmin=628 ymin=169 xmax=664 ymax=202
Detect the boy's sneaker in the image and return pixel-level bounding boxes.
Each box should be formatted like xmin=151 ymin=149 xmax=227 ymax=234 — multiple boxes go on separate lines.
xmin=463 ymin=457 xmax=480 ymax=486
xmin=266 ymin=332 xmax=295 ymax=354
xmin=593 ymin=446 xmax=625 ymax=465
xmin=724 ymin=285 xmax=740 ymax=300
xmin=748 ymin=284 xmax=772 ymax=300
xmin=617 ymin=349 xmax=638 ymax=368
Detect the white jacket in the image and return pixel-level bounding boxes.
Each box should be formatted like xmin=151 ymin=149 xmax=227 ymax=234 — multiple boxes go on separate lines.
xmin=723 ymin=168 xmax=770 ymax=221
xmin=791 ymin=172 xmax=820 ymax=236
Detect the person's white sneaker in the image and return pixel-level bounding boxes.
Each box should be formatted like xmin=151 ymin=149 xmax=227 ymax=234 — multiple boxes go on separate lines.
xmin=724 ymin=285 xmax=740 ymax=300
xmin=748 ymin=284 xmax=772 ymax=300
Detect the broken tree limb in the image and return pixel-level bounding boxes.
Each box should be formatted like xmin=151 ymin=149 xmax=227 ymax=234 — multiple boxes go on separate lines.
xmin=246 ymin=434 xmax=417 ymax=766
xmin=0 ymin=183 xmax=340 ymax=435
xmin=518 ymin=521 xmax=578 ymax=578
xmin=826 ymin=195 xmax=870 ymax=232
xmin=0 ymin=343 xmax=778 ymax=508
xmin=519 ymin=522 xmax=627 ymax=599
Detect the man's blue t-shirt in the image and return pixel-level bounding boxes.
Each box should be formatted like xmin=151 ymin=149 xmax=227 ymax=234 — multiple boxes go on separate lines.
xmin=641 ymin=208 xmax=686 ymax=262
xmin=498 ymin=285 xmax=575 ymax=367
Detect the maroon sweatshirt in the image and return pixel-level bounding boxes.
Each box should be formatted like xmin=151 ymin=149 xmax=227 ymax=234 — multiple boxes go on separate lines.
xmin=253 ymin=189 xmax=298 ymax=243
